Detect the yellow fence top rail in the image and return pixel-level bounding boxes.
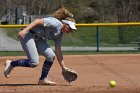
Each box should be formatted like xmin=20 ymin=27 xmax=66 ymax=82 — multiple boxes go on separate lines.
xmin=0 ymin=22 xmax=140 ymax=28
xmin=0 ymin=24 xmax=28 ymax=28
xmin=76 ymin=22 xmax=140 ymax=27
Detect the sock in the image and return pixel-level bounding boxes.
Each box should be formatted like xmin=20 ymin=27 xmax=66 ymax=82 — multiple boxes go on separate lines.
xmin=40 ymin=60 xmax=53 ymax=80
xmin=11 ymin=59 xmax=31 ymax=67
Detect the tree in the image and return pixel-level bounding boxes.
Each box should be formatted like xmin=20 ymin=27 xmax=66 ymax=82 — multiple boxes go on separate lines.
xmin=115 ymin=0 xmax=140 ymax=43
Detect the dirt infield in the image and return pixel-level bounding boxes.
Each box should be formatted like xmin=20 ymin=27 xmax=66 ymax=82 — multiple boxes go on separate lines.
xmin=0 ymin=54 xmax=140 ymax=93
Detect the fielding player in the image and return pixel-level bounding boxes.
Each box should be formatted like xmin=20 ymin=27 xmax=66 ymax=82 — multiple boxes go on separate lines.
xmin=4 ymin=7 xmax=77 ymax=85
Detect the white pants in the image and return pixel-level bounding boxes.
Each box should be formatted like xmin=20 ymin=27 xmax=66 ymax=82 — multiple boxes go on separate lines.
xmin=20 ymin=32 xmax=55 ymax=67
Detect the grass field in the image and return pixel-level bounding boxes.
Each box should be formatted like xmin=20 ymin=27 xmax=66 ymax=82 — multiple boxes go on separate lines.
xmin=5 ymin=26 xmax=140 ymax=47
xmin=0 ymin=51 xmax=140 ymax=56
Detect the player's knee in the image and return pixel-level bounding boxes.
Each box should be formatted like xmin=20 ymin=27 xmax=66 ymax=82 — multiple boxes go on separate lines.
xmin=30 ymin=62 xmax=39 ymax=67
xmin=30 ymin=59 xmax=39 ymax=67
xmin=47 ymin=53 xmax=55 ymax=62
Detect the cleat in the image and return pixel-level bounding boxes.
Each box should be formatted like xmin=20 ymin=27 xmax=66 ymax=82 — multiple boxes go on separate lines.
xmin=4 ymin=60 xmax=13 ymax=78
xmin=38 ymin=79 xmax=56 ymax=85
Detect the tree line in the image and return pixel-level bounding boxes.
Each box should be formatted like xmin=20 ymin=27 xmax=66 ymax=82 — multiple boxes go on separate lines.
xmin=0 ymin=0 xmax=140 ymax=23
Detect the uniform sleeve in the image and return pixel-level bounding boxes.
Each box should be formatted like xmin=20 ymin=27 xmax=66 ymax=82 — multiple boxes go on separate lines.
xmin=43 ymin=18 xmax=53 ymax=27
xmin=54 ymin=35 xmax=63 ymax=62
xmin=54 ymin=35 xmax=62 ymax=46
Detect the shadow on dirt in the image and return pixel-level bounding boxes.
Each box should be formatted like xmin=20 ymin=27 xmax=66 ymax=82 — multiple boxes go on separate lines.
xmin=0 ymin=83 xmax=72 ymax=86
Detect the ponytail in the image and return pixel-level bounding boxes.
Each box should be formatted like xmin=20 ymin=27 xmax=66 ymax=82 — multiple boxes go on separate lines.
xmin=52 ymin=6 xmax=73 ymax=20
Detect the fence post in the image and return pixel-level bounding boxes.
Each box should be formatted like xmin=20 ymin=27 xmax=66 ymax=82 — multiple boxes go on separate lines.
xmin=96 ymin=26 xmax=99 ymax=52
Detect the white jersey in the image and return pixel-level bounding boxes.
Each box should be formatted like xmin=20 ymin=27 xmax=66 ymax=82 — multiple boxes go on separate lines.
xmin=19 ymin=17 xmax=64 ymax=69
xmin=31 ymin=17 xmax=63 ymax=41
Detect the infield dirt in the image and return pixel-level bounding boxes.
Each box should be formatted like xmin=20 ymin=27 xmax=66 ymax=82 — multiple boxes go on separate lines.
xmin=0 ymin=54 xmax=140 ymax=93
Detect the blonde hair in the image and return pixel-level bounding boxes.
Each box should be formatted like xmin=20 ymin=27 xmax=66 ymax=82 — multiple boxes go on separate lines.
xmin=65 ymin=17 xmax=76 ymax=23
xmin=52 ymin=6 xmax=73 ymax=20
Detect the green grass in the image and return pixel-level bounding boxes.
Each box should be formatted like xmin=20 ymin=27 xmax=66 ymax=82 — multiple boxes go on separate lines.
xmin=62 ymin=27 xmax=97 ymax=46
xmin=5 ymin=28 xmax=20 ymax=40
xmin=63 ymin=51 xmax=140 ymax=55
xmin=0 ymin=51 xmax=25 ymax=56
xmin=4 ymin=26 xmax=140 ymax=47
xmin=0 ymin=51 xmax=140 ymax=56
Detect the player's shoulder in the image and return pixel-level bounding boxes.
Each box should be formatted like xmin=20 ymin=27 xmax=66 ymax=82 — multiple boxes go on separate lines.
xmin=43 ymin=17 xmax=62 ymax=27
xmin=44 ymin=17 xmax=61 ymax=23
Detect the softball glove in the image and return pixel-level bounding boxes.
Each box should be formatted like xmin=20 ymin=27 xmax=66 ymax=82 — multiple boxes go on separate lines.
xmin=62 ymin=68 xmax=78 ymax=83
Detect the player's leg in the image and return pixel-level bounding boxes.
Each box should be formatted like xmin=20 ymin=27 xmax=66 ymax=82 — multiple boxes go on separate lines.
xmin=4 ymin=32 xmax=39 ymax=78
xmin=36 ymin=40 xmax=56 ymax=85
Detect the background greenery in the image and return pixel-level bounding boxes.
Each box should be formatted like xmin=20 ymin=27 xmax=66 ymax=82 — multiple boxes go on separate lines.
xmin=1 ymin=25 xmax=140 ymax=56
xmin=0 ymin=0 xmax=140 ymax=56
xmin=1 ymin=50 xmax=140 ymax=56
xmin=0 ymin=0 xmax=140 ymax=23
xmin=5 ymin=26 xmax=140 ymax=47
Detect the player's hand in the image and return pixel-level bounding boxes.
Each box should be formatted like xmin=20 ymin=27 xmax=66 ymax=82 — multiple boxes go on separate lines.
xmin=62 ymin=67 xmax=78 ymax=83
xmin=18 ymin=30 xmax=27 ymax=38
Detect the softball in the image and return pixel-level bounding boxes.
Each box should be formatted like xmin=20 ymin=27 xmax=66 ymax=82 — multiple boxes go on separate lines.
xmin=109 ymin=80 xmax=116 ymax=87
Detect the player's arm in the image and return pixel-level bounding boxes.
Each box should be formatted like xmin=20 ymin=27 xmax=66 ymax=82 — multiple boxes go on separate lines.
xmin=18 ymin=18 xmax=44 ymax=38
xmin=54 ymin=39 xmax=66 ymax=70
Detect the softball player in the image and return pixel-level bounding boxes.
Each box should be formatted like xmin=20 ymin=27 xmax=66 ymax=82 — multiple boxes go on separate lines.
xmin=4 ymin=16 xmax=77 ymax=85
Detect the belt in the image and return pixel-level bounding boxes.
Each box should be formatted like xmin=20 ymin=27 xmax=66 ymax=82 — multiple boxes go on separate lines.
xmin=29 ymin=30 xmax=42 ymax=40
xmin=30 ymin=30 xmax=35 ymax=34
